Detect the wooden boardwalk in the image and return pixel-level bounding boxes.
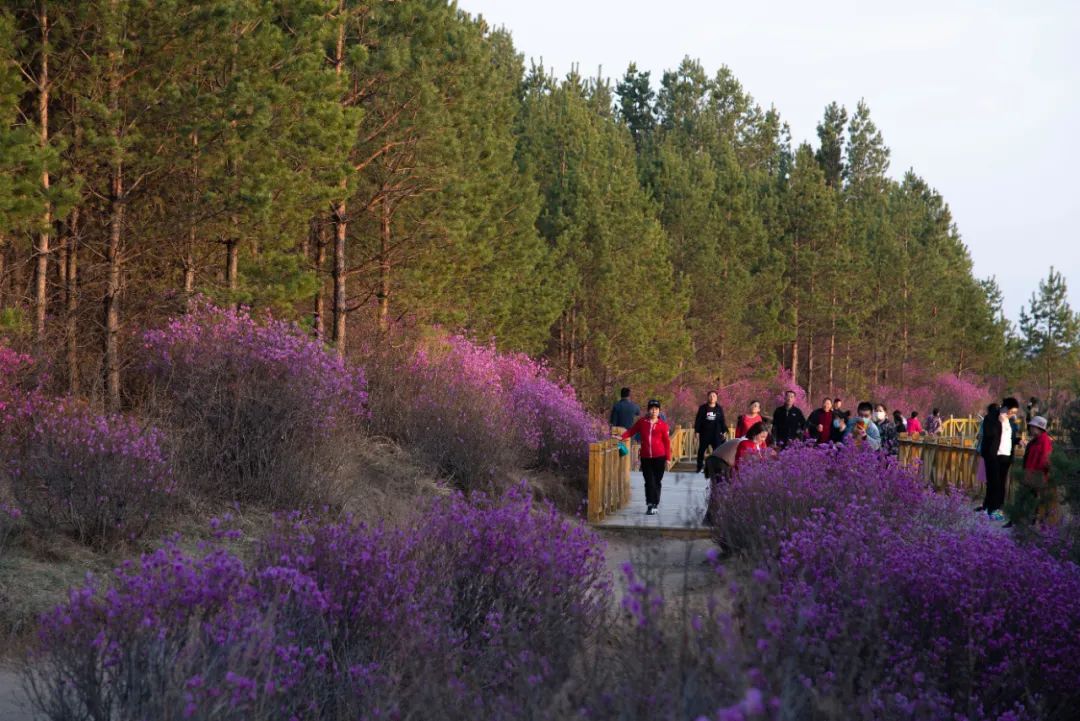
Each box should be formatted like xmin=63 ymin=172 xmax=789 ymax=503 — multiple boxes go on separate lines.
xmin=594 ymin=466 xmax=712 ymax=536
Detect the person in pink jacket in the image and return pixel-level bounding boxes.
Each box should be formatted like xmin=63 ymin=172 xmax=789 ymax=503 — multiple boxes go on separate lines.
xmin=906 ymin=411 xmax=924 ymax=434
xmin=621 ymin=399 xmax=672 ymax=515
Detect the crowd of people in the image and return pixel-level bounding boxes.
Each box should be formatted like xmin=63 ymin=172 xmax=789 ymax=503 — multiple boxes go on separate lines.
xmin=610 ymin=388 xmax=1056 ymax=527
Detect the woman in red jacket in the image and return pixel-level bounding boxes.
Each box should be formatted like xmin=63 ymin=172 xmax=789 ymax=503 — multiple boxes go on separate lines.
xmin=621 ymin=399 xmax=672 ymax=515
xmin=734 ymin=422 xmax=770 ymax=469
xmin=735 ymin=400 xmax=765 ymax=438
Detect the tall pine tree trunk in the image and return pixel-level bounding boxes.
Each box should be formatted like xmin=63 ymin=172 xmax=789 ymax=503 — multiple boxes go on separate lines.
xmin=828 ymin=297 xmax=837 ymax=394
xmin=314 ymin=222 xmax=327 ymax=339
xmin=184 ymin=131 xmax=199 ymax=305
xmin=225 ymin=238 xmax=238 ymax=297
xmin=332 ymin=201 xmax=347 ymax=355
xmin=376 ymin=197 xmax=391 ymax=334
xmin=328 ymin=2 xmax=347 ymax=349
xmin=103 ymin=4 xmax=123 ymax=412
xmin=790 ymin=242 xmax=800 ymax=383
xmin=34 ymin=2 xmax=51 ymax=344
xmin=104 ymin=168 xmax=124 ymax=412
xmin=65 ymin=207 xmax=79 ymax=393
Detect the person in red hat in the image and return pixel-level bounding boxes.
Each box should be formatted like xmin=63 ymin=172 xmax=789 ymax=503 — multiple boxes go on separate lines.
xmin=621 ymin=399 xmax=672 ymax=515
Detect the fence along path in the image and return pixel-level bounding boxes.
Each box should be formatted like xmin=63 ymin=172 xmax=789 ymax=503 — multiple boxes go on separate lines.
xmin=587 ymin=417 xmax=999 ymax=531
xmin=589 ymin=426 xmax=711 ymax=534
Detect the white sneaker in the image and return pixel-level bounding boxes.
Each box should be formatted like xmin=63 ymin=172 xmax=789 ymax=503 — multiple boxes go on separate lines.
xmin=646 ymin=505 xmax=657 ymax=515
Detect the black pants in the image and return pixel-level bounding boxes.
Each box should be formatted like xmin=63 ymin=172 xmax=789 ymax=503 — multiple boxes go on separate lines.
xmin=696 ymin=434 xmax=722 ymax=471
xmin=982 ymin=454 xmax=1013 ymax=513
xmin=641 ymin=457 xmax=666 ymax=507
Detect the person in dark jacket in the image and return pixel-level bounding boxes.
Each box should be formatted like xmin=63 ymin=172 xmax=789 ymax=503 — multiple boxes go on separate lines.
xmin=976 ymin=397 xmax=1021 ymax=519
xmin=694 ymin=391 xmax=728 ymax=473
xmin=609 ymin=387 xmax=640 ymax=433
xmin=772 ymin=390 xmax=807 ymax=447
xmin=806 ymin=398 xmax=835 ymax=445
xmin=893 ymin=410 xmax=907 ymax=434
xmin=874 ymin=403 xmax=899 ymax=456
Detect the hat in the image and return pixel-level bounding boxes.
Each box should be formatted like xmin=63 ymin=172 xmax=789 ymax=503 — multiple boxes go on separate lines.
xmin=1029 ymin=416 xmax=1048 ymax=431
xmin=647 ymin=399 xmax=661 ymax=409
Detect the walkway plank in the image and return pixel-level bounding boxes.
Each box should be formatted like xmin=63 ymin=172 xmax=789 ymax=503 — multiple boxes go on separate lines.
xmin=595 ymin=469 xmax=711 ymax=535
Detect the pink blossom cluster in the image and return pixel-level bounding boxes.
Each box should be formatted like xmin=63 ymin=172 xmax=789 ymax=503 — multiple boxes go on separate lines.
xmin=141 ymin=299 xmax=368 ymax=433
xmin=662 ymin=368 xmax=809 ymax=427
xmin=867 ymin=370 xmax=990 ymax=418
xmin=30 ymin=486 xmax=608 ymax=719
xmin=399 ymin=335 xmax=603 ymax=484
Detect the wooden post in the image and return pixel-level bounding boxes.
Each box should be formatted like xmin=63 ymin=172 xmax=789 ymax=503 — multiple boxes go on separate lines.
xmin=588 ymin=442 xmax=600 ymax=523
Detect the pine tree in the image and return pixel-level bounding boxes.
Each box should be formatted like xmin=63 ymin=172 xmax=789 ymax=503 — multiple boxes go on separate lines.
xmin=615 ymin=63 xmax=656 ymax=150
xmin=518 ymin=69 xmax=689 ymax=402
xmin=1019 ymin=267 xmax=1080 ymax=410
xmin=815 ymin=102 xmax=847 ymax=188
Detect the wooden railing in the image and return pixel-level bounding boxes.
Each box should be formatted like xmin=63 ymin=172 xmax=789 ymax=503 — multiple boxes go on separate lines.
xmin=940 ymin=416 xmax=982 ymax=438
xmin=898 ymin=433 xmax=1022 ymax=490
xmin=670 ymin=426 xmax=694 ymax=465
xmin=587 ymin=435 xmax=634 ymax=522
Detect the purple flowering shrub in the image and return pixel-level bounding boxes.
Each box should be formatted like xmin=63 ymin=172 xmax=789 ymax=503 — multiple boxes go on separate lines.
xmin=1 ymin=393 xmax=174 ymax=549
xmin=706 ymin=443 xmax=1080 ymax=719
xmin=139 ymin=300 xmax=368 ymax=506
xmin=366 ymin=334 xmax=602 ymax=491
xmin=27 ymin=486 xmax=609 ymax=720
xmin=710 ymin=443 xmax=975 ymax=562
xmin=740 ymin=500 xmax=1080 ymax=719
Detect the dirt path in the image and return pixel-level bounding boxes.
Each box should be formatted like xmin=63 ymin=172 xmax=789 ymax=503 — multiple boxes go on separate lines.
xmin=0 ymin=667 xmax=31 ymax=721
xmin=600 ymin=530 xmax=721 ymax=600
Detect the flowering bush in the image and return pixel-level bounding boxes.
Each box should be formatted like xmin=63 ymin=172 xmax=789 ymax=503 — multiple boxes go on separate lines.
xmin=659 ymin=368 xmax=808 ymax=431
xmin=27 ymin=487 xmax=609 ymax=720
xmin=741 ymin=500 xmax=1080 ymax=719
xmin=1 ymin=393 xmax=174 ymax=549
xmin=139 ymin=300 xmax=368 ymax=506
xmin=366 ymin=334 xmax=602 ymax=491
xmin=867 ymin=370 xmax=990 ymax=419
xmin=708 ymin=443 xmax=1080 ymax=719
xmin=709 ymin=443 xmax=975 ymax=562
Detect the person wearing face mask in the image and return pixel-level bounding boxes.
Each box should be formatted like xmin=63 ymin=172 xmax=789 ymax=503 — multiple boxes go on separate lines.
xmin=874 ymin=403 xmax=899 ymax=455
xmin=842 ymin=401 xmax=882 ymax=450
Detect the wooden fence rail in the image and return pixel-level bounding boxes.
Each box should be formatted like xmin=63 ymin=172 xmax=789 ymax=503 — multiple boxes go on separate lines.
xmin=589 ymin=422 xmax=1023 ymax=525
xmin=587 ymin=434 xmax=634 ymax=523
xmin=898 ymin=432 xmax=1022 ymax=491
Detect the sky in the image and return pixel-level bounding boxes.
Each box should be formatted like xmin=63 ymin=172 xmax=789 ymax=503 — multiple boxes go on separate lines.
xmin=460 ymin=0 xmax=1079 ymax=323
